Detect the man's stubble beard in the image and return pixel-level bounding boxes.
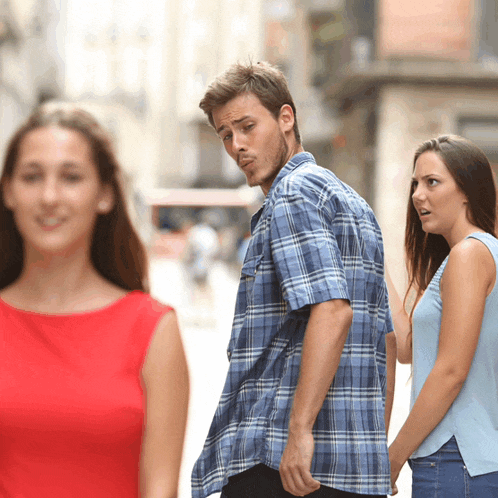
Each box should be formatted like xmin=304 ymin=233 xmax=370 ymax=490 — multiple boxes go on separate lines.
xmin=248 ymin=132 xmax=289 ymax=189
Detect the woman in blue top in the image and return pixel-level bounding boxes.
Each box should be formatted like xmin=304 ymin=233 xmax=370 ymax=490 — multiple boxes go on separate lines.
xmin=388 ymin=135 xmax=498 ymax=497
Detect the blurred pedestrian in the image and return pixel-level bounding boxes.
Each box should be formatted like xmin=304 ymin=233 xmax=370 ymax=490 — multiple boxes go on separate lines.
xmin=0 ymin=103 xmax=189 ymax=498
xmin=191 ymin=61 xmax=395 ymax=498
xmin=387 ymin=135 xmax=498 ymax=497
xmin=182 ymin=210 xmax=220 ymax=288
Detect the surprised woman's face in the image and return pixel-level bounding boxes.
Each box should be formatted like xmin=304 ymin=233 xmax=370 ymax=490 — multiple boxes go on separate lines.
xmin=411 ymin=151 xmax=469 ymax=238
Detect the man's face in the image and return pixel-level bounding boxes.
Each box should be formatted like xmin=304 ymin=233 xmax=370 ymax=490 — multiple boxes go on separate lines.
xmin=212 ymin=92 xmax=292 ymax=195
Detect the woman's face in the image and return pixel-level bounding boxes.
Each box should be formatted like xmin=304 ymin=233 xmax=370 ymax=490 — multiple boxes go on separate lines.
xmin=411 ymin=151 xmax=469 ymax=237
xmin=3 ymin=126 xmax=113 ymax=256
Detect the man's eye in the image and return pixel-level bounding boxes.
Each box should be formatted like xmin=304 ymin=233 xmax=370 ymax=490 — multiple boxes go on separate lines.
xmin=222 ymin=134 xmax=232 ymax=142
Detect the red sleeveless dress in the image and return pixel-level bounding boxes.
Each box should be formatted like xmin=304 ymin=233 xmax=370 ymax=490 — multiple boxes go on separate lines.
xmin=0 ymin=291 xmax=173 ymax=497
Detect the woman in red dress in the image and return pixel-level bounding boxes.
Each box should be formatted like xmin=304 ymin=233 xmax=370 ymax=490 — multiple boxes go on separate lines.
xmin=0 ymin=103 xmax=189 ymax=498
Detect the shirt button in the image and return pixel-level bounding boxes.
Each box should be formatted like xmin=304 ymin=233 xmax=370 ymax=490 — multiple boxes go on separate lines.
xmin=227 ymin=351 xmax=232 ymax=360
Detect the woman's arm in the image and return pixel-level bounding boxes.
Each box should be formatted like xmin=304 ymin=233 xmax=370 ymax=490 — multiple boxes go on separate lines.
xmin=141 ymin=311 xmax=190 ymax=498
xmin=385 ymin=331 xmax=397 ymax=435
xmin=385 ymin=268 xmax=413 ymax=364
xmin=389 ymin=239 xmax=494 ymax=490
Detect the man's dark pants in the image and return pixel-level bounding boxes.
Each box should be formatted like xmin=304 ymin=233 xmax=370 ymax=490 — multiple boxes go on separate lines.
xmin=221 ymin=464 xmax=387 ymax=498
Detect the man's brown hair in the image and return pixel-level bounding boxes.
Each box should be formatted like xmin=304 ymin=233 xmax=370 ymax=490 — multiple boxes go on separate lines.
xmin=199 ymin=61 xmax=301 ymax=143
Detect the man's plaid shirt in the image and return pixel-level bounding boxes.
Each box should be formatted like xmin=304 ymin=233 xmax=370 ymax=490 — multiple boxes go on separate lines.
xmin=192 ymin=152 xmax=393 ymax=497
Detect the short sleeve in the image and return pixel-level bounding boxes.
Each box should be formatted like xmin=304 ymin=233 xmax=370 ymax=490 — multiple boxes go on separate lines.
xmin=270 ymin=192 xmax=350 ymax=311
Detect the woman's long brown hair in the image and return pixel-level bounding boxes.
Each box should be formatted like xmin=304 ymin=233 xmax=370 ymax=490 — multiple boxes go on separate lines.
xmin=0 ymin=103 xmax=149 ymax=292
xmin=404 ymin=135 xmax=496 ymax=310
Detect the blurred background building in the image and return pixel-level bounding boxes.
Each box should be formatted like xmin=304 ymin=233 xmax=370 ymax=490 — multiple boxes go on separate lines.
xmin=319 ymin=0 xmax=498 ymax=280
xmin=3 ymin=0 xmax=498 ymax=267
xmin=0 ymin=0 xmax=63 ymax=161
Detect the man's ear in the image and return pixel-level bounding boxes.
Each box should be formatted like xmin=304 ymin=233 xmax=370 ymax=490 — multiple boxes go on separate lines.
xmin=278 ymin=104 xmax=295 ymax=134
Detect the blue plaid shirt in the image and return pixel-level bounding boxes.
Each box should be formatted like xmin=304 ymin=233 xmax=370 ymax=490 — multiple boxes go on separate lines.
xmin=192 ymin=152 xmax=393 ymax=497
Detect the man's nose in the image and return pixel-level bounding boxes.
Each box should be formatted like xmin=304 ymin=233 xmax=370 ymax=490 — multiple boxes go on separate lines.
xmin=232 ymin=131 xmax=247 ymax=152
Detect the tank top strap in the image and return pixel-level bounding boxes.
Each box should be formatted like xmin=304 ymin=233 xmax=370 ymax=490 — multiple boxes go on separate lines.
xmin=466 ymin=232 xmax=498 ymax=266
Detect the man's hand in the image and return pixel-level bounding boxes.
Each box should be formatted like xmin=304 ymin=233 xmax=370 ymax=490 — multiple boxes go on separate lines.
xmin=279 ymin=429 xmax=320 ymax=496
xmin=389 ymin=461 xmax=400 ymax=496
xmin=279 ymin=300 xmax=351 ymax=496
xmin=388 ymin=443 xmax=405 ymax=496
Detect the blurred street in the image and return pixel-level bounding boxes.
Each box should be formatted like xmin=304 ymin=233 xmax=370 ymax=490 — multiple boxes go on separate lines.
xmin=149 ymin=256 xmax=238 ymax=498
xmin=149 ymin=256 xmax=413 ymax=498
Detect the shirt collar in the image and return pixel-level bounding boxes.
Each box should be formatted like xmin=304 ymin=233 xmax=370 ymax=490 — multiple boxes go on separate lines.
xmin=268 ymin=151 xmax=315 ymax=198
xmin=250 ymin=152 xmax=315 ymax=233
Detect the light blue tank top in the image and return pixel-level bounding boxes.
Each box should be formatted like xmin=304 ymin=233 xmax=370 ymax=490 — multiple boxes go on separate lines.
xmin=411 ymin=232 xmax=498 ymax=476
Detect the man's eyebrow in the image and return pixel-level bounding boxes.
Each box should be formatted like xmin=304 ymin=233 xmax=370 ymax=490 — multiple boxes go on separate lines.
xmin=216 ymin=116 xmax=251 ymax=135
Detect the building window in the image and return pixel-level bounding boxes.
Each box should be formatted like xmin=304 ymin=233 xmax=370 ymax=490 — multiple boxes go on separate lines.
xmin=349 ymin=0 xmax=375 ymax=40
xmin=459 ymin=117 xmax=498 ymax=173
xmin=479 ymin=0 xmax=498 ymax=61
xmin=309 ymin=11 xmax=345 ymax=86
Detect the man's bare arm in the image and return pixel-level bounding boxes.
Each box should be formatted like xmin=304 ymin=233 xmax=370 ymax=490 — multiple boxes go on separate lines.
xmin=279 ymin=299 xmax=353 ymax=496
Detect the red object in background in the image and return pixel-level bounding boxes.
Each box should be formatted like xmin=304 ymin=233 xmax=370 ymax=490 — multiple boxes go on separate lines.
xmin=333 ymin=135 xmax=347 ymax=148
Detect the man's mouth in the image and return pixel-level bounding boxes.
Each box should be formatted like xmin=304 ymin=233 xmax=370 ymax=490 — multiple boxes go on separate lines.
xmin=238 ymin=158 xmax=254 ymax=169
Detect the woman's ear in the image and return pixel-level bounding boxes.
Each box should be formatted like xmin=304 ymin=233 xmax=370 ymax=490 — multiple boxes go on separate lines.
xmin=2 ymin=180 xmax=15 ymax=210
xmin=97 ymin=184 xmax=115 ymax=214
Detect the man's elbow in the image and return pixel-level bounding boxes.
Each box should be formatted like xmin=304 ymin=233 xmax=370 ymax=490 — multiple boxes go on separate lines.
xmin=344 ymin=304 xmax=353 ymax=330
xmin=337 ymin=302 xmax=353 ymax=341
xmin=312 ymin=299 xmax=353 ymax=336
xmin=330 ymin=299 xmax=353 ymax=331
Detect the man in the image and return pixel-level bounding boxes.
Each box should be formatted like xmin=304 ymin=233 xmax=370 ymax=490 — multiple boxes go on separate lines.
xmin=192 ymin=61 xmax=396 ymax=498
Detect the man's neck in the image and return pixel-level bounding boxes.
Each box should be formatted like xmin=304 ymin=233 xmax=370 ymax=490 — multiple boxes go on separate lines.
xmin=260 ymin=145 xmax=306 ymax=196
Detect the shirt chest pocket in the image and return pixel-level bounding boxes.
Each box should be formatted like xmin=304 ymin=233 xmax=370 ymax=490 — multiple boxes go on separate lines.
xmin=239 ymin=253 xmax=263 ymax=305
xmin=227 ymin=254 xmax=263 ymax=359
